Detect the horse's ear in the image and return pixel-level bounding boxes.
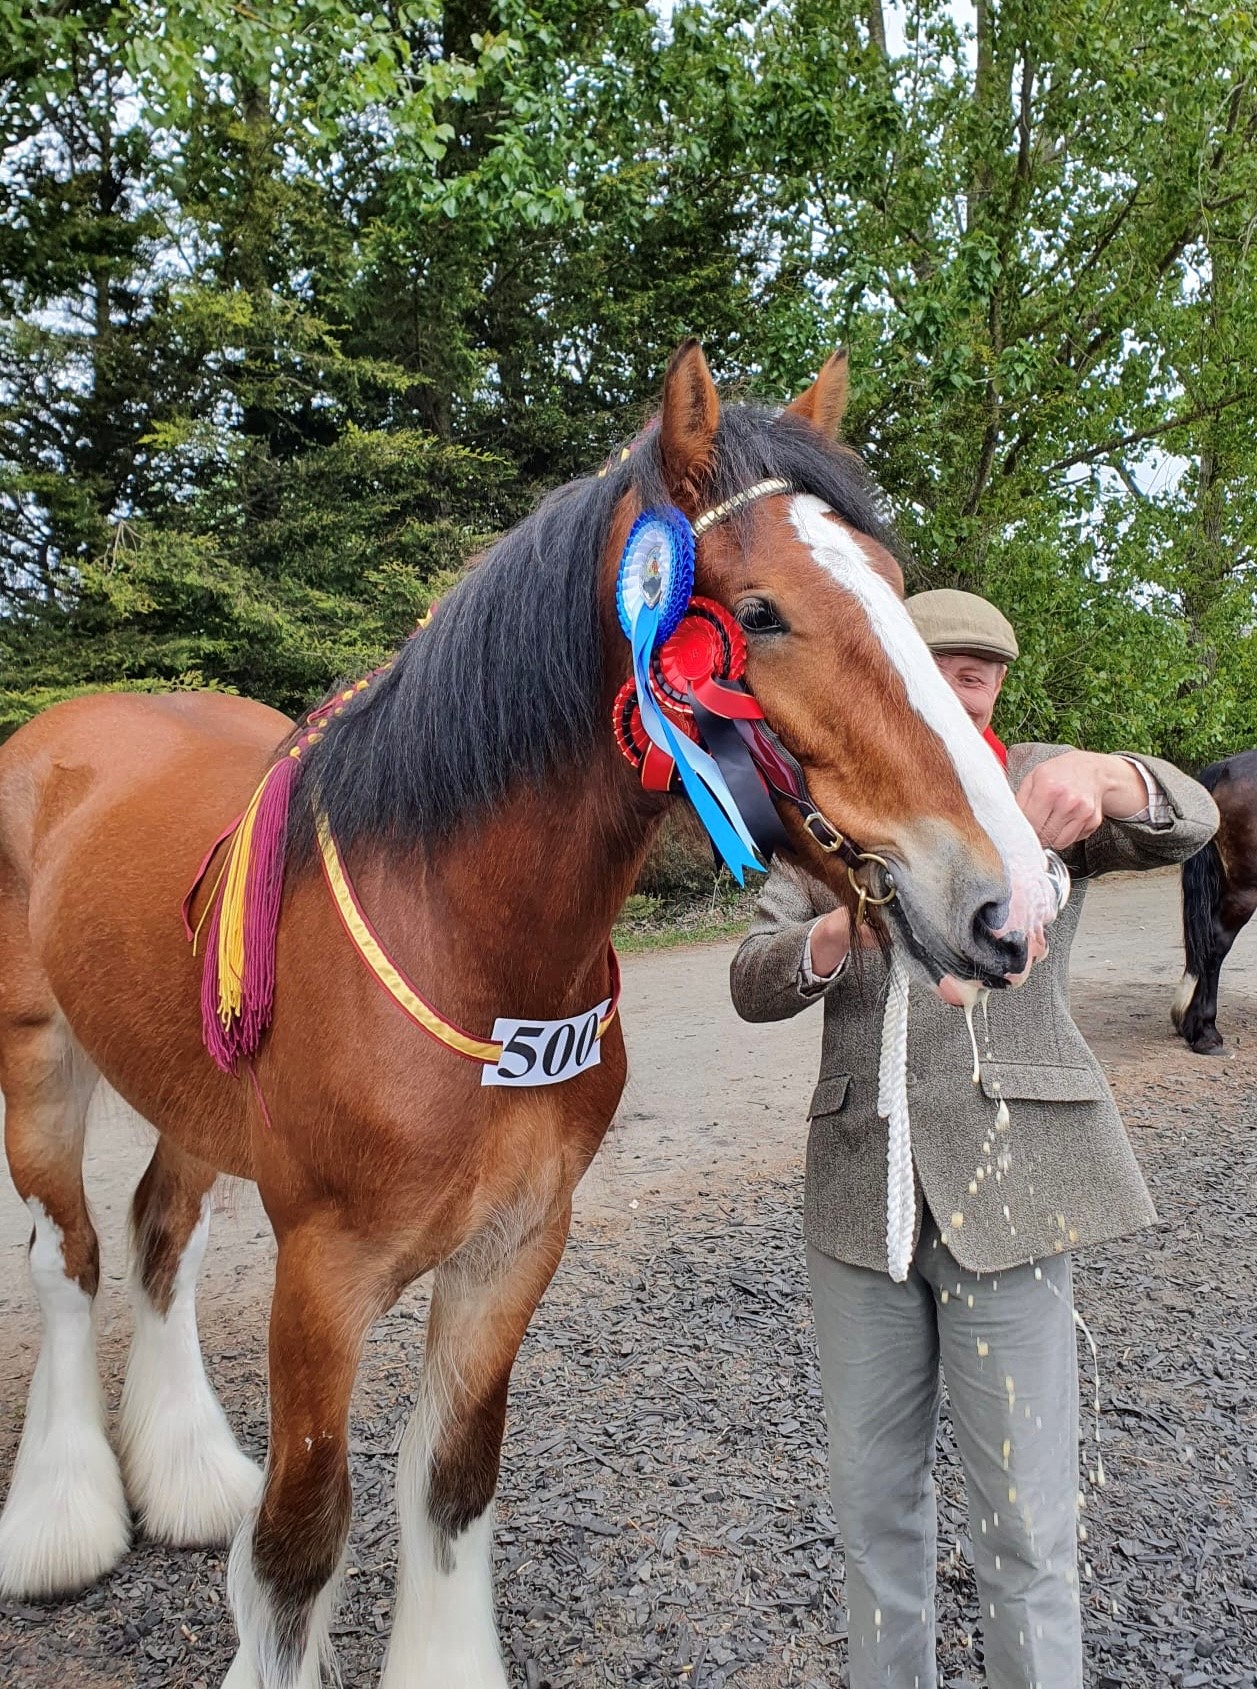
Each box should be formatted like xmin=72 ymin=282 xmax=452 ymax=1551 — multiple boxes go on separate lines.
xmin=784 ymin=349 xmax=850 ymax=439
xmin=659 ymin=338 xmax=720 ymax=502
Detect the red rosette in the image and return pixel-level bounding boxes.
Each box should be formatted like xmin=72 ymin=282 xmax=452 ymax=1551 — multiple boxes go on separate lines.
xmin=612 ymin=678 xmax=698 ymax=770
xmin=613 ymin=679 xmax=648 ymax=767
xmin=651 ymin=597 xmax=746 ymax=705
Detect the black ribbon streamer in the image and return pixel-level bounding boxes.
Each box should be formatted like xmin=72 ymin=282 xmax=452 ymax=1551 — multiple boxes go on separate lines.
xmin=687 ymin=688 xmax=792 ymax=860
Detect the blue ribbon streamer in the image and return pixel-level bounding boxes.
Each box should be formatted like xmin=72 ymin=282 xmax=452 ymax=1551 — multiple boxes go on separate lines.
xmin=629 ymin=599 xmax=765 ymax=885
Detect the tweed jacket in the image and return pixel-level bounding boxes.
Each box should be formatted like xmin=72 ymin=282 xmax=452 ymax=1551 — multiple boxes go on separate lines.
xmin=729 ymin=746 xmax=1219 ymax=1274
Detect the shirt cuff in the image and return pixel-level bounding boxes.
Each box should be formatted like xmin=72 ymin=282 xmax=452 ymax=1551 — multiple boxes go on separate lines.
xmin=1117 ymin=757 xmax=1172 ymax=827
xmin=799 ymin=920 xmax=849 ymax=995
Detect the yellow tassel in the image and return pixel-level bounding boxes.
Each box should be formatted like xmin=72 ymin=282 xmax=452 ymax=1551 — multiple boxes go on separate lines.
xmin=214 ymin=767 xmax=272 ymax=1027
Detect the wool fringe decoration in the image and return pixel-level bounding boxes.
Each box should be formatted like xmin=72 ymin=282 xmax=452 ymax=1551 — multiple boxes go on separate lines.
xmin=199 ymin=751 xmax=301 ymax=1072
xmin=188 ymin=662 xmax=399 ymax=1073
xmin=878 ymin=948 xmax=915 ymax=1282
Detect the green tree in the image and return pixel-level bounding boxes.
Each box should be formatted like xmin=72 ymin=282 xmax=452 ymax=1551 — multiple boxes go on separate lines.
xmin=746 ymin=0 xmax=1257 ymax=759
xmin=3 ymin=0 xmax=1256 ymax=771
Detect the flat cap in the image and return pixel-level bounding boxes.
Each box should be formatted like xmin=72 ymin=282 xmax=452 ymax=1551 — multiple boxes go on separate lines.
xmin=905 ymin=588 xmax=1018 ymax=664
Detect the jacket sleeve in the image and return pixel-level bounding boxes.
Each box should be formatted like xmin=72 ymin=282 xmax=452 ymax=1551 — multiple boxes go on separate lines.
xmin=729 ymin=860 xmax=846 ymax=1023
xmin=1008 ymin=744 xmax=1220 ymax=879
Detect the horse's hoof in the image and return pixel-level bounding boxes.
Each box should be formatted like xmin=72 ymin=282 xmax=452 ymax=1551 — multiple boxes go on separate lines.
xmin=1189 ymin=1026 xmax=1229 ymax=1053
xmin=0 ymin=1418 xmax=130 ymax=1599
xmin=119 ymin=1373 xmax=262 ymax=1548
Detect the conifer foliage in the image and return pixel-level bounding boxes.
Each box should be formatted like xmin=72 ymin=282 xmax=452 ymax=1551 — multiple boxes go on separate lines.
xmin=2 ymin=2 xmax=1255 ymax=760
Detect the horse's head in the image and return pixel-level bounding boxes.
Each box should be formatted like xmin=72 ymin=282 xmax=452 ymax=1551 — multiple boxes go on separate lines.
xmin=619 ymin=340 xmax=1059 ymax=989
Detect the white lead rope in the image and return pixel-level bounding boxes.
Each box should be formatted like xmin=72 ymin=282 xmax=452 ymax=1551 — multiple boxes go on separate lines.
xmin=878 ymin=948 xmax=915 ymax=1281
xmin=874 ymin=854 xmax=1070 ymax=1285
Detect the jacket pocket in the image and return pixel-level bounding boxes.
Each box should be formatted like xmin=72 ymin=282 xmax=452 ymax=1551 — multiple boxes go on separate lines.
xmin=808 ymin=1074 xmax=852 ymax=1118
xmin=979 ymin=1061 xmax=1107 ymax=1103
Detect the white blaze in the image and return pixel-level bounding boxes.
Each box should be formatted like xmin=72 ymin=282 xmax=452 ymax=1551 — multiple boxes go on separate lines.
xmin=789 ymin=493 xmax=1055 ymax=939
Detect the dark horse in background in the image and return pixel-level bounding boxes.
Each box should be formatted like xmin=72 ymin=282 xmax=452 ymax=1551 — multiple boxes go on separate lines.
xmin=1172 ymin=749 xmax=1257 ymax=1053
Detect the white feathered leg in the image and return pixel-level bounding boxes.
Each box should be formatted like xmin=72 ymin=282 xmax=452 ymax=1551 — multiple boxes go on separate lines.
xmin=119 ymin=1195 xmax=261 ymax=1545
xmin=380 ymin=1388 xmax=507 ymax=1689
xmin=0 ymin=1200 xmax=130 ymax=1597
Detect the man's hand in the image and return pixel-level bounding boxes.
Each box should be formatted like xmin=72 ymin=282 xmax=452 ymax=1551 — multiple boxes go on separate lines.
xmin=809 ymin=905 xmax=883 ymax=977
xmin=1016 ymin=750 xmax=1148 ymax=850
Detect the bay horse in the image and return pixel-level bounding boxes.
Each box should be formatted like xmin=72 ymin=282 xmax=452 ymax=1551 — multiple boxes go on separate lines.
xmin=0 ymin=342 xmax=1060 ymax=1688
xmin=1172 ymin=748 xmax=1257 ymax=1053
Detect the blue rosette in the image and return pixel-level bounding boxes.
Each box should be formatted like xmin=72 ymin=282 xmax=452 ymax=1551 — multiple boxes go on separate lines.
xmin=616 ymin=508 xmax=695 ymax=647
xmin=615 ymin=505 xmax=764 ymax=885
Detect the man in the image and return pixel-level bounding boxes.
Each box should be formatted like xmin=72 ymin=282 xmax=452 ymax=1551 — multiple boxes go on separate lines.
xmin=729 ymin=589 xmax=1218 ymax=1689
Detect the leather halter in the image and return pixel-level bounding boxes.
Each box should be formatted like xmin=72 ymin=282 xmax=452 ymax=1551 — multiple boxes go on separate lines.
xmin=688 ymin=479 xmax=897 ymax=918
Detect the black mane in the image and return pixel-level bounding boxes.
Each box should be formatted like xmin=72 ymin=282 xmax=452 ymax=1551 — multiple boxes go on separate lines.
xmin=292 ymin=403 xmax=903 ymax=855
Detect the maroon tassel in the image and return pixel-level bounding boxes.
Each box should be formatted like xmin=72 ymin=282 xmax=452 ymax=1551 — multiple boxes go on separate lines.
xmin=199 ymin=752 xmax=301 ymax=1073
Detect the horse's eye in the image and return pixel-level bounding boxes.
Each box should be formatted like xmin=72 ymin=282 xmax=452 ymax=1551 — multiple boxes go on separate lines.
xmin=735 ymin=597 xmax=786 ymax=635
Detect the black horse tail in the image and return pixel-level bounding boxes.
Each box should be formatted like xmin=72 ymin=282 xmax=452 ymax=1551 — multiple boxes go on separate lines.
xmin=1172 ymin=759 xmax=1228 ymax=1030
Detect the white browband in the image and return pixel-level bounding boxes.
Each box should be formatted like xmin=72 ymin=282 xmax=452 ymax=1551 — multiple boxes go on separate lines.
xmin=692 ymin=477 xmax=791 ymax=538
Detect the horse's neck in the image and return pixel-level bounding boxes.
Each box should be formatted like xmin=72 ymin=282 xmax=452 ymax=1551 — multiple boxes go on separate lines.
xmin=471 ymin=765 xmax=657 ymax=942
xmin=365 ymin=755 xmax=661 ymax=1011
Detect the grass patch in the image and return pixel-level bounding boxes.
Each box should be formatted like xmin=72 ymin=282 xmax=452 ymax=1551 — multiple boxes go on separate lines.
xmin=612 ymin=883 xmax=758 ymax=954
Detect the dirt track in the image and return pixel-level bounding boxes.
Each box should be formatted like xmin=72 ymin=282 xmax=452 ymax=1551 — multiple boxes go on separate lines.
xmin=2 ymin=867 xmax=1256 ymax=1687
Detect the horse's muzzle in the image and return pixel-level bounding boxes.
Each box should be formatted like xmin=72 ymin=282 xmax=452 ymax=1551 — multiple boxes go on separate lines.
xmin=888 ymin=848 xmax=1067 ymax=992
xmin=974 ymin=850 xmax=1070 ymax=984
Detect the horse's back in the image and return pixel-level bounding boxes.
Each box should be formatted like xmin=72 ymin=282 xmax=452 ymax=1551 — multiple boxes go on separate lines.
xmin=0 ymin=691 xmax=292 ymax=885
xmin=0 ymin=691 xmax=292 ymax=1155
xmin=1196 ymin=747 xmax=1257 ymax=798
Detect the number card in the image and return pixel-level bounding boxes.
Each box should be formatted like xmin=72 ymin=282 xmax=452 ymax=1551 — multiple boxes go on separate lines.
xmin=482 ymin=1000 xmax=612 ymax=1087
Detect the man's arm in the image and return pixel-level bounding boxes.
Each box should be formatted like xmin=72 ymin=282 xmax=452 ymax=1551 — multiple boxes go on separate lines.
xmin=1009 ymin=745 xmax=1219 ymax=876
xmin=729 ymin=860 xmax=859 ymax=1023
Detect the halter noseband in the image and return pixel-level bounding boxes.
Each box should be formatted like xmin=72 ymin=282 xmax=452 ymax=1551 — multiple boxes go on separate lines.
xmin=619 ymin=476 xmax=896 ymax=917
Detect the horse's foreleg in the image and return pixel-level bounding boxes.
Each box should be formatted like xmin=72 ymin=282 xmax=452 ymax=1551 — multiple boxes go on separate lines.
xmin=0 ymin=1011 xmax=130 ymax=1598
xmin=119 ymin=1139 xmax=261 ymax=1546
xmin=380 ymin=1202 xmax=572 ymax=1689
xmin=223 ymin=1222 xmax=397 ymax=1689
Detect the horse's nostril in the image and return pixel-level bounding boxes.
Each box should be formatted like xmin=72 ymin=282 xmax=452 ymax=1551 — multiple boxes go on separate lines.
xmin=972 ymin=904 xmax=1027 ymax=979
xmin=973 ymin=902 xmax=1008 ymax=942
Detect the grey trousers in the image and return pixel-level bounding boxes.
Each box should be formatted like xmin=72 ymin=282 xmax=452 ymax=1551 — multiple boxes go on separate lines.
xmin=807 ymin=1213 xmax=1082 ymax=1689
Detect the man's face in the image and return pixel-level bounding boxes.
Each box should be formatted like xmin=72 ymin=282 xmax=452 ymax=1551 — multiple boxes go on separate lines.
xmin=933 ymin=651 xmax=1007 ymax=732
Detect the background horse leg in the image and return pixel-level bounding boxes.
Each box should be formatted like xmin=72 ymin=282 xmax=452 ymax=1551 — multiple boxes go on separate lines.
xmin=119 ymin=1138 xmax=261 ymax=1546
xmin=1173 ymin=829 xmax=1257 ymax=1053
xmin=224 ymin=1220 xmax=401 ymax=1689
xmin=1174 ymin=835 xmax=1231 ymax=1052
xmin=0 ymin=1003 xmax=130 ymax=1596
xmin=380 ymin=1202 xmax=572 ymax=1689
xmin=1177 ymin=887 xmax=1257 ymax=1054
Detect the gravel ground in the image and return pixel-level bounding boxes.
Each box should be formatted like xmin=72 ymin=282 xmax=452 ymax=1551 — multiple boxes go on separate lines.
xmin=3 ymin=1085 xmax=1255 ymax=1689
xmin=2 ymin=872 xmax=1256 ymax=1687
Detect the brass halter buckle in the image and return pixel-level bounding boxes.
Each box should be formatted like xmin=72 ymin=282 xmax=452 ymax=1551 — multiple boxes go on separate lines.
xmin=847 ymin=851 xmax=896 ymax=927
xmin=803 ymin=811 xmax=847 ymax=854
